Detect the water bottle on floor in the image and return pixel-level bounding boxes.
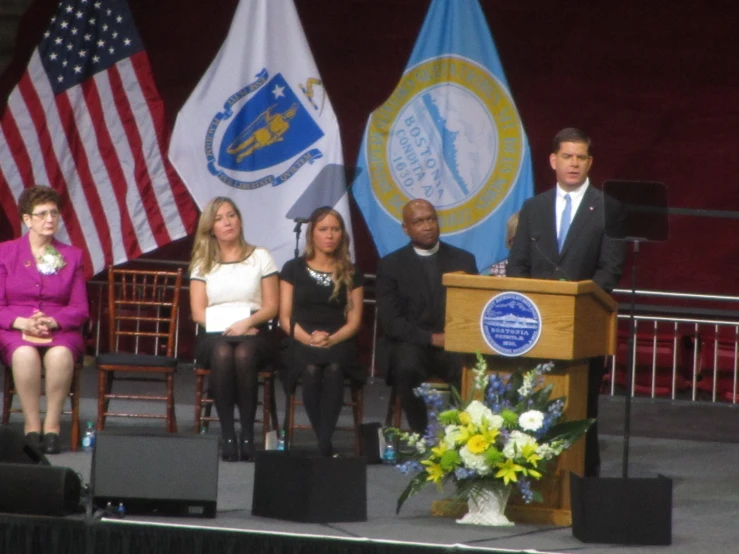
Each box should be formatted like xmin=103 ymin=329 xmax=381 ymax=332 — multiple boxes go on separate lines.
xmin=82 ymin=421 xmax=96 ymax=453
xmin=276 ymin=430 xmax=286 ymax=451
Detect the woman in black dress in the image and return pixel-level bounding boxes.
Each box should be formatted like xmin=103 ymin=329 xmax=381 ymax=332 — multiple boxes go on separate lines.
xmin=279 ymin=207 xmax=364 ymax=457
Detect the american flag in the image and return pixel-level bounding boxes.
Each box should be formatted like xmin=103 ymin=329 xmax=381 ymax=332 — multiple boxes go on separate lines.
xmin=0 ymin=0 xmax=197 ymax=277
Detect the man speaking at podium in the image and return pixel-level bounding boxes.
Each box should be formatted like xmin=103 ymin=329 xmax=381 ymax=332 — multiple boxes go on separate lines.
xmin=507 ymin=127 xmax=625 ymax=477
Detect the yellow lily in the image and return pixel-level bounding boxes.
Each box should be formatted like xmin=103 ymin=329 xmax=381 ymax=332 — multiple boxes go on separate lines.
xmin=495 ymin=458 xmax=525 ymax=485
xmin=421 ymin=460 xmax=444 ymax=483
xmin=520 ymin=443 xmax=542 ymax=466
xmin=467 ymin=434 xmax=489 ymax=454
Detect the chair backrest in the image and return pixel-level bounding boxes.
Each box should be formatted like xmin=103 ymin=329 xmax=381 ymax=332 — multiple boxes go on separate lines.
xmin=107 ymin=267 xmax=183 ymax=357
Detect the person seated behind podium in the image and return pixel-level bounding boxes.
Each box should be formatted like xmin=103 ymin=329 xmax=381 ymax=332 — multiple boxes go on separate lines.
xmin=279 ymin=207 xmax=364 ymax=457
xmin=376 ymin=199 xmax=477 ymax=435
xmin=486 ymin=211 xmax=519 ymax=276
xmin=189 ymin=197 xmax=279 ymax=462
xmin=0 ymin=185 xmax=89 ymax=455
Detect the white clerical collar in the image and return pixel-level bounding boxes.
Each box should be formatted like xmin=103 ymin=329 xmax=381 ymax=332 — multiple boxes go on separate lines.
xmin=556 ymin=178 xmax=589 ymax=201
xmin=413 ymin=242 xmax=440 ymax=256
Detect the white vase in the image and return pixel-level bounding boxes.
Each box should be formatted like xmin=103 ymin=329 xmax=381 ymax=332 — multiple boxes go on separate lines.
xmin=456 ymin=485 xmax=514 ymax=526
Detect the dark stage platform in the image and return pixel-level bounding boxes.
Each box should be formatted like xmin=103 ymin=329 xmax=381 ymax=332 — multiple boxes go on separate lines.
xmin=3 ymin=374 xmax=739 ymax=553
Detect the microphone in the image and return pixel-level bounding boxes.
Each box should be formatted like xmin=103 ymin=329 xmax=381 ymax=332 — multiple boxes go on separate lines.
xmin=531 ymin=235 xmax=571 ymax=282
xmin=293 ymin=217 xmax=309 ymax=233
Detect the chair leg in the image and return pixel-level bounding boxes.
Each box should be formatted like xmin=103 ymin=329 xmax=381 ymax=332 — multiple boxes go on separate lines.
xmin=70 ymin=364 xmax=81 ymax=452
xmin=393 ymin=390 xmax=403 ymax=429
xmin=269 ymin=383 xmax=280 ymax=434
xmin=97 ymin=368 xmax=107 ymax=431
xmin=352 ymin=388 xmax=363 ymax=457
xmin=384 ymin=386 xmax=396 ymax=427
xmin=167 ymin=373 xmax=177 ymax=433
xmin=261 ymin=377 xmax=272 ymax=444
xmin=2 ymin=367 xmax=12 ymax=426
xmin=287 ymin=393 xmax=296 ymax=448
xmin=194 ymin=373 xmax=204 ymax=433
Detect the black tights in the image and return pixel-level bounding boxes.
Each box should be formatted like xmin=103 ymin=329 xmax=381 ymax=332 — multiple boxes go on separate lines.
xmin=301 ymin=363 xmax=344 ymax=457
xmin=209 ymin=340 xmax=261 ymax=440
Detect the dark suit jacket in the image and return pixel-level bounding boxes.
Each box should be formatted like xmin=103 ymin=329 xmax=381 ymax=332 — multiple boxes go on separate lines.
xmin=507 ymin=186 xmax=625 ymax=292
xmin=375 ymin=242 xmax=477 ymax=378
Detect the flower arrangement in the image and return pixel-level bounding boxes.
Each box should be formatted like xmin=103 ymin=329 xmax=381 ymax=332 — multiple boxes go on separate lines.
xmin=36 ymin=245 xmax=66 ymax=275
xmin=392 ymin=353 xmax=593 ymax=515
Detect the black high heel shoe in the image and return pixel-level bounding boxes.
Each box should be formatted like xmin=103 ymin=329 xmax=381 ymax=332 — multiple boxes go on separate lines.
xmin=25 ymin=432 xmax=42 ymax=449
xmin=221 ymin=435 xmax=238 ymax=462
xmin=42 ymin=432 xmax=61 ymax=455
xmin=240 ymin=435 xmax=256 ymax=462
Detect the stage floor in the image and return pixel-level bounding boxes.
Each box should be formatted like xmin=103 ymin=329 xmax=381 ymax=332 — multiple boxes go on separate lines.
xmin=5 ymin=370 xmax=739 ymax=553
xmin=43 ymin=431 xmax=738 ymax=554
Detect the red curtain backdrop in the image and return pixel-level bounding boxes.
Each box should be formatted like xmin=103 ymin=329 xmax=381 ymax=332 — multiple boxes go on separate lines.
xmin=3 ymin=0 xmax=739 ymax=294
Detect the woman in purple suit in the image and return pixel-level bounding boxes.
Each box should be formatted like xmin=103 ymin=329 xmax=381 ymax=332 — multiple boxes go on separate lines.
xmin=0 ymin=186 xmax=89 ymax=454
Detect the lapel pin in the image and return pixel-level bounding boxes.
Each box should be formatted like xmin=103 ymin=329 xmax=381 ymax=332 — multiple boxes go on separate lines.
xmin=24 ymin=260 xmax=31 ymax=267
xmin=589 ymin=206 xmax=594 ymax=211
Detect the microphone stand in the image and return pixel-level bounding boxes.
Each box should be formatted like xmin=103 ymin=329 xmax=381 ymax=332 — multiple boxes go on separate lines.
xmin=622 ymin=238 xmax=640 ymax=478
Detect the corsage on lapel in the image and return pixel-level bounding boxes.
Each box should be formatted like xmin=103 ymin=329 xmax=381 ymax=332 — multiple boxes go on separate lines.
xmin=36 ymin=245 xmax=66 ymax=275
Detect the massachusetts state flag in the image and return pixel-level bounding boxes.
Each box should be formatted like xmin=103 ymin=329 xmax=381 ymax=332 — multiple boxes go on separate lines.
xmin=169 ymin=0 xmax=350 ymax=269
xmin=352 ymin=0 xmax=534 ymax=271
xmin=0 ymin=0 xmax=197 ymax=277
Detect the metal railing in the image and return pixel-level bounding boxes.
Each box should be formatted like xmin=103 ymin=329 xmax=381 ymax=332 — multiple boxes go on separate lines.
xmin=609 ymin=287 xmax=739 ymax=403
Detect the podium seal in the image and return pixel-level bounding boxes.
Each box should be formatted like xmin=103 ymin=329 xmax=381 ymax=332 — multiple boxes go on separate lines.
xmin=480 ymin=292 xmax=542 ymax=357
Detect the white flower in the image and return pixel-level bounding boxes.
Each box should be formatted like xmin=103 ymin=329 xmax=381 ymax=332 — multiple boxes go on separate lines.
xmin=502 ymin=430 xmax=537 ymax=459
xmin=459 ymin=444 xmax=493 ymax=476
xmin=444 ymin=425 xmax=465 ymax=448
xmin=518 ymin=410 xmax=545 ymax=432
xmin=415 ymin=438 xmax=427 ymax=454
xmin=464 ymin=400 xmax=495 ymax=427
xmin=536 ymin=442 xmax=565 ymax=460
xmin=36 ymin=246 xmax=66 ymax=275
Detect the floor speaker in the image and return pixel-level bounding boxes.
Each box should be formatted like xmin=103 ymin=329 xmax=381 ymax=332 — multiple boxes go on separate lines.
xmin=91 ymin=431 xmax=219 ymax=517
xmin=571 ymin=472 xmax=672 ymax=545
xmin=0 ymin=463 xmax=81 ymax=516
xmin=0 ymin=426 xmax=50 ymax=465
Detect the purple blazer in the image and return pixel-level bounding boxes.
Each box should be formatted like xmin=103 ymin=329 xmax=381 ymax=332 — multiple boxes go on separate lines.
xmin=0 ymin=234 xmax=89 ymax=364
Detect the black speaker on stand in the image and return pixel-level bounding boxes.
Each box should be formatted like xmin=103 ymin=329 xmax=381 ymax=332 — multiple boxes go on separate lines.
xmin=570 ymin=181 xmax=672 ymax=546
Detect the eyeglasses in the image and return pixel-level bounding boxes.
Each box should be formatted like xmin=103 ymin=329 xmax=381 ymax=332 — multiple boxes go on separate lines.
xmin=30 ymin=209 xmax=61 ymax=219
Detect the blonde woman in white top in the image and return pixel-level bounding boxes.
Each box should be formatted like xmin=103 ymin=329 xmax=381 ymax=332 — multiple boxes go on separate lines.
xmin=189 ymin=198 xmax=279 ymax=461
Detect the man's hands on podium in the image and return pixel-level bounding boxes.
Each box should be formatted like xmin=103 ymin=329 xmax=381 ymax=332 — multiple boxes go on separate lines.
xmin=431 ymin=332 xmax=445 ymax=348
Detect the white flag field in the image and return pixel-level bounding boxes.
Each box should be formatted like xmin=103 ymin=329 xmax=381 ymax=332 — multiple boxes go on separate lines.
xmin=169 ymin=0 xmax=351 ymax=268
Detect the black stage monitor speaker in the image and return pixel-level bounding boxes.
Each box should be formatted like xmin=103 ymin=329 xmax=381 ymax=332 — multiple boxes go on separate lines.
xmin=92 ymin=431 xmax=219 ymax=518
xmin=0 ymin=463 xmax=81 ymax=516
xmin=252 ymin=450 xmax=367 ymax=523
xmin=571 ymin=473 xmax=672 ymax=545
xmin=0 ymin=425 xmax=50 ymax=465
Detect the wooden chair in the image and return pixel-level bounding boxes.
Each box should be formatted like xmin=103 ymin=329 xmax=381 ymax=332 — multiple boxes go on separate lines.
xmin=96 ymin=267 xmax=183 ymax=432
xmin=2 ymin=361 xmax=83 ymax=451
xmin=194 ymin=366 xmax=279 ymax=438
xmin=385 ymin=376 xmax=451 ymax=430
xmin=287 ymin=380 xmax=364 ymax=456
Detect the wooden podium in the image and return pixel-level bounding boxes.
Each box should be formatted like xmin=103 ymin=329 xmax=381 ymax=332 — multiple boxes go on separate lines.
xmin=442 ymin=274 xmax=618 ymax=526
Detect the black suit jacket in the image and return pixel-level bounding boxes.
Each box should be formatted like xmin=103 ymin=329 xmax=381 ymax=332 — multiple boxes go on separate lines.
xmin=375 ymin=242 xmax=477 ymax=377
xmin=507 ymin=186 xmax=625 ymax=292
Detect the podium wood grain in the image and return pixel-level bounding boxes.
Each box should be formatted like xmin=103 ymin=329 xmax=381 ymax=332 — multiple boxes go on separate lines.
xmin=442 ymin=274 xmax=617 ymax=526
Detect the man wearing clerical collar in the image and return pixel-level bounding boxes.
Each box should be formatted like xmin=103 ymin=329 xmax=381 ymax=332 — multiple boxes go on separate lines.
xmin=376 ymin=199 xmax=478 ymax=434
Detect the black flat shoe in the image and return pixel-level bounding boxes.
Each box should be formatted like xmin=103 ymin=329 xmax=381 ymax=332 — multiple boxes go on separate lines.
xmin=221 ymin=436 xmax=238 ymax=462
xmin=42 ymin=432 xmax=61 ymax=455
xmin=25 ymin=432 xmax=42 ymax=449
xmin=240 ymin=437 xmax=256 ymax=462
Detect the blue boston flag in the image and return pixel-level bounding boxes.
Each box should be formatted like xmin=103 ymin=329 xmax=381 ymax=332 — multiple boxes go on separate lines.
xmin=352 ymin=0 xmax=534 ymax=271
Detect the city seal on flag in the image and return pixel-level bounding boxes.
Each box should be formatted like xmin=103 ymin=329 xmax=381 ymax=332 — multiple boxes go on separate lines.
xmin=205 ymin=69 xmax=325 ymax=190
xmin=480 ymin=292 xmax=542 ymax=357
xmin=366 ymin=55 xmax=525 ymax=234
